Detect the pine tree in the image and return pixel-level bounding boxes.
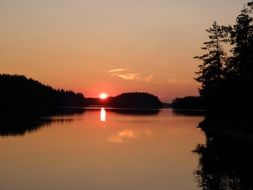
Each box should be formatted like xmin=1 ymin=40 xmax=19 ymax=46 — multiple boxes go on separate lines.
xmin=228 ymin=7 xmax=253 ymax=81
xmin=194 ymin=22 xmax=228 ymax=100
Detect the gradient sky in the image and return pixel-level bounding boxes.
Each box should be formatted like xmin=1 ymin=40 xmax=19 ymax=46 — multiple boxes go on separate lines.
xmin=0 ymin=0 xmax=249 ymax=101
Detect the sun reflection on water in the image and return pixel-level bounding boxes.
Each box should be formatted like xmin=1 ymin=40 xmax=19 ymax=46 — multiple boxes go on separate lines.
xmin=100 ymin=108 xmax=106 ymax=122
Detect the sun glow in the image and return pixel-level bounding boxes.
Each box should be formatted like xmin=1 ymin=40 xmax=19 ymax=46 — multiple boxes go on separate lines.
xmin=99 ymin=93 xmax=108 ymax=99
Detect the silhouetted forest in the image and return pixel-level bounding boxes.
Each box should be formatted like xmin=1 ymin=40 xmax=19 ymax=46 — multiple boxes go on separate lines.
xmin=0 ymin=74 xmax=87 ymax=111
xmin=109 ymin=92 xmax=162 ymax=108
xmin=173 ymin=1 xmax=253 ymax=132
xmin=194 ymin=2 xmax=253 ymax=116
xmin=172 ymin=96 xmax=206 ymax=110
xmin=86 ymin=92 xmax=162 ymax=108
xmin=0 ymin=74 xmax=163 ymax=112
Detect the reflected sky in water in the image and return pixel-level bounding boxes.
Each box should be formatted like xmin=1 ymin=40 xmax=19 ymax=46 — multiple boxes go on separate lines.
xmin=0 ymin=108 xmax=205 ymax=190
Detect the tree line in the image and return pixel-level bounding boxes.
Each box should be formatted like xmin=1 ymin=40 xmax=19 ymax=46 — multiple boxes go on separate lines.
xmin=0 ymin=74 xmax=163 ymax=112
xmin=194 ymin=1 xmax=253 ymax=116
xmin=86 ymin=92 xmax=162 ymax=108
xmin=0 ymin=74 xmax=86 ymax=111
xmin=110 ymin=92 xmax=162 ymax=108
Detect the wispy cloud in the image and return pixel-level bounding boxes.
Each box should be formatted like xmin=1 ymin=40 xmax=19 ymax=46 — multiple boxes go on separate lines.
xmin=117 ymin=73 xmax=140 ymax=80
xmin=108 ymin=68 xmax=153 ymax=82
xmin=108 ymin=68 xmax=129 ymax=74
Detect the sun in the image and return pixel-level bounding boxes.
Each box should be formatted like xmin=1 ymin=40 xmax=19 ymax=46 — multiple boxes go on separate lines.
xmin=99 ymin=93 xmax=108 ymax=100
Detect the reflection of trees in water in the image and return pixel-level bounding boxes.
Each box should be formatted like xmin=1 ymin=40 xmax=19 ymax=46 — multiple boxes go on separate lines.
xmin=109 ymin=108 xmax=160 ymax=115
xmin=172 ymin=109 xmax=206 ymax=117
xmin=0 ymin=108 xmax=85 ymax=136
xmin=193 ymin=131 xmax=253 ymax=190
xmin=1 ymin=118 xmax=52 ymax=136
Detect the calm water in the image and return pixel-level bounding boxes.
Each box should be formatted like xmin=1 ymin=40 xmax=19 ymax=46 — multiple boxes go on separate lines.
xmin=0 ymin=108 xmax=205 ymax=190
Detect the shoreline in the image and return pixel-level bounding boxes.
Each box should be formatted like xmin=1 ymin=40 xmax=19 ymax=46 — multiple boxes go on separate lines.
xmin=199 ymin=120 xmax=253 ymax=144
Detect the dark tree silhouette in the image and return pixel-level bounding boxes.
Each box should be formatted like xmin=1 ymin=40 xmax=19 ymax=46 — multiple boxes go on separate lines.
xmin=194 ymin=22 xmax=229 ymax=111
xmin=228 ymin=7 xmax=253 ymax=81
xmin=192 ymin=1 xmax=253 ymax=130
xmin=110 ymin=92 xmax=162 ymax=108
xmin=223 ymin=7 xmax=253 ymax=113
xmin=0 ymin=74 xmax=87 ymax=111
xmin=194 ymin=22 xmax=227 ymax=85
xmin=172 ymin=96 xmax=206 ymax=110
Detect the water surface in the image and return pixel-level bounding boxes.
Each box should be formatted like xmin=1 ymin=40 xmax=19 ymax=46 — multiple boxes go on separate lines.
xmin=0 ymin=108 xmax=205 ymax=190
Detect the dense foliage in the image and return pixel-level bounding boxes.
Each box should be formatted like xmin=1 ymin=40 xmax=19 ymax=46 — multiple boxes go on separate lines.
xmin=110 ymin=92 xmax=162 ymax=108
xmin=194 ymin=2 xmax=253 ymax=116
xmin=172 ymin=96 xmax=206 ymax=110
xmin=0 ymin=74 xmax=86 ymax=109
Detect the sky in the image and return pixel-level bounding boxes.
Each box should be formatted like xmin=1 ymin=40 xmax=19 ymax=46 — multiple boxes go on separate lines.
xmin=0 ymin=0 xmax=249 ymax=101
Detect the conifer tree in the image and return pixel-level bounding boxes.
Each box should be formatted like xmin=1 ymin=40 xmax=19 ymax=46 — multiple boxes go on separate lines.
xmin=194 ymin=22 xmax=228 ymax=100
xmin=228 ymin=7 xmax=253 ymax=81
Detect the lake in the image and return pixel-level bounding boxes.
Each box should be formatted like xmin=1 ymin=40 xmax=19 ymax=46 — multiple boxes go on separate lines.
xmin=0 ymin=108 xmax=206 ymax=190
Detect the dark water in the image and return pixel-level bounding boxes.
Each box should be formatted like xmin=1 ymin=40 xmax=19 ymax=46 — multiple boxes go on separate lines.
xmin=0 ymin=108 xmax=251 ymax=190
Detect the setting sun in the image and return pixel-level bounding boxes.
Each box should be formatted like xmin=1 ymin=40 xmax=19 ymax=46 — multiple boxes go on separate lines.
xmin=99 ymin=93 xmax=108 ymax=100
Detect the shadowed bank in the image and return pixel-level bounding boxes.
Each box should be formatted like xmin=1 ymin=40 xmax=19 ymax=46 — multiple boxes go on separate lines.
xmin=193 ymin=130 xmax=253 ymax=189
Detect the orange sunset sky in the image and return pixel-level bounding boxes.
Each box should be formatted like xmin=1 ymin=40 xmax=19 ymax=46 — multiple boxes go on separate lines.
xmin=0 ymin=0 xmax=249 ymax=101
